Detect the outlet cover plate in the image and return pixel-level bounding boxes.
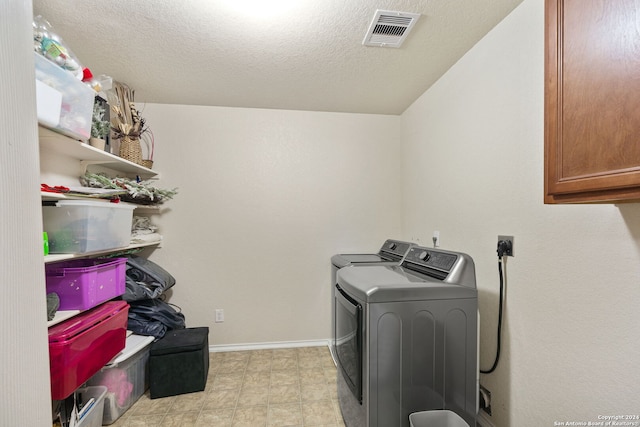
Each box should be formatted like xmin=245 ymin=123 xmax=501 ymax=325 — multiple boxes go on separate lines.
xmin=497 ymin=235 xmax=514 ymax=256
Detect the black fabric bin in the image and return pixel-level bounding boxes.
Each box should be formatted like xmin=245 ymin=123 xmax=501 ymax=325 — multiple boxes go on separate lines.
xmin=149 ymin=327 xmax=209 ymax=399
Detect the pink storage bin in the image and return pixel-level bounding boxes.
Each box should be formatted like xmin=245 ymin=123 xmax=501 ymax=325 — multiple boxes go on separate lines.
xmin=46 ymin=258 xmax=126 ymax=310
xmin=49 ymin=301 xmax=129 ymax=400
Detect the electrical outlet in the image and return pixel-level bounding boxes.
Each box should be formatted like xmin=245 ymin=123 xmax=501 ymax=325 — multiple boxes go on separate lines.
xmin=497 ymin=235 xmax=514 ymax=257
xmin=432 ymin=230 xmax=440 ymax=247
xmin=479 ymin=384 xmax=492 ymax=416
xmin=215 ymin=309 xmax=224 ymax=323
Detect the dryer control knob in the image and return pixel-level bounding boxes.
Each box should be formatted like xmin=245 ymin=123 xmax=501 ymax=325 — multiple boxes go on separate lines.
xmin=418 ymin=251 xmax=430 ymax=261
xmin=388 ymin=242 xmax=397 ymax=250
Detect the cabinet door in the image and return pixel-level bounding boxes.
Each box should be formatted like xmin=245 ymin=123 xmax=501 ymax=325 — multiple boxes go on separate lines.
xmin=545 ymin=0 xmax=640 ymax=203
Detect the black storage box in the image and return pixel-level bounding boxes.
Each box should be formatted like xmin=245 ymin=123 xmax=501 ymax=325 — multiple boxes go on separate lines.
xmin=149 ymin=327 xmax=209 ymax=399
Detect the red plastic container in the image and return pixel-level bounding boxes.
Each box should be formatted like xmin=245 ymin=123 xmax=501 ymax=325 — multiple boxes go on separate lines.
xmin=48 ymin=301 xmax=129 ymax=400
xmin=45 ymin=258 xmax=126 ymax=310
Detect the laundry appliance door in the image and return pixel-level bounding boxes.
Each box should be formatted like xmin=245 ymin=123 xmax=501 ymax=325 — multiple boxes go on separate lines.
xmin=335 ymin=284 xmax=363 ymax=404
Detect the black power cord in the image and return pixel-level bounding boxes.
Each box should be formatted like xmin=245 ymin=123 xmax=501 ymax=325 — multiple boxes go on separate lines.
xmin=480 ymin=241 xmax=509 ymax=374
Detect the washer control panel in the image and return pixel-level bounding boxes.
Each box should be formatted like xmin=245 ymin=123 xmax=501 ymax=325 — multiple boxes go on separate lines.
xmin=378 ymin=239 xmax=413 ymax=261
xmin=402 ymin=247 xmax=458 ymax=275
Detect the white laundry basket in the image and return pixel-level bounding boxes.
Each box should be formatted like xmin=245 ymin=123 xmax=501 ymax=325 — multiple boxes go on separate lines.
xmin=409 ymin=410 xmax=469 ymax=427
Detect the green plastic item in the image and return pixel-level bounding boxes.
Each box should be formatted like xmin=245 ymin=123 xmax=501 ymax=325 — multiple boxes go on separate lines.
xmin=43 ymin=231 xmax=49 ymax=255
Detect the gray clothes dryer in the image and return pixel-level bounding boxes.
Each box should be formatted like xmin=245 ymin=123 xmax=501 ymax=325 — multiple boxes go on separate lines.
xmin=330 ymin=239 xmax=414 ymax=363
xmin=335 ymin=246 xmax=478 ymax=427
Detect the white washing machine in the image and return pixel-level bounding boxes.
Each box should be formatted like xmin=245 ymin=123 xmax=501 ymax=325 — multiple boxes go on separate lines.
xmin=330 ymin=239 xmax=414 ymax=363
xmin=335 ymin=246 xmax=478 ymax=427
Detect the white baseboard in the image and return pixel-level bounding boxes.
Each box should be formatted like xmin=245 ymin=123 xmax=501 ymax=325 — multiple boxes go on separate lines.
xmin=209 ymin=339 xmax=331 ymax=353
xmin=477 ymin=411 xmax=496 ymax=427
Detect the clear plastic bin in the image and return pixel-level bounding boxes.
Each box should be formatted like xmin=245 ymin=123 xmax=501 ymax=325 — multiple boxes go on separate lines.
xmin=42 ymin=200 xmax=135 ymax=254
xmin=87 ymin=334 xmax=154 ymax=424
xmin=409 ymin=410 xmax=469 ymax=427
xmin=34 ymin=52 xmax=94 ymax=141
xmin=75 ymin=386 xmax=108 ymax=427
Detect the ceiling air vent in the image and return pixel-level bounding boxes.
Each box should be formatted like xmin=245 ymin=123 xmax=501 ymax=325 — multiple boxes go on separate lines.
xmin=363 ymin=9 xmax=421 ymax=48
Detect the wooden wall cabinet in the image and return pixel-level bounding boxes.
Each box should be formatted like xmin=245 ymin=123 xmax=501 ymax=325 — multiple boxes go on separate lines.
xmin=544 ymin=0 xmax=640 ymax=203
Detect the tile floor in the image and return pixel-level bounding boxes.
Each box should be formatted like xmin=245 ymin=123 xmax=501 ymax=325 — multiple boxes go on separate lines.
xmin=110 ymin=346 xmax=346 ymax=427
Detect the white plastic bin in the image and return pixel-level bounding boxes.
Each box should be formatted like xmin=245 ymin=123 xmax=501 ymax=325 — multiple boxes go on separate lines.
xmin=42 ymin=200 xmax=135 ymax=253
xmin=75 ymin=386 xmax=108 ymax=427
xmin=86 ymin=334 xmax=155 ymax=424
xmin=409 ymin=410 xmax=469 ymax=427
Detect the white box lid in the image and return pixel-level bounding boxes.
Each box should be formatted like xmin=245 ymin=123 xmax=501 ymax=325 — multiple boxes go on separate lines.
xmin=54 ymin=200 xmax=137 ymax=210
xmin=106 ymin=333 xmax=154 ymax=366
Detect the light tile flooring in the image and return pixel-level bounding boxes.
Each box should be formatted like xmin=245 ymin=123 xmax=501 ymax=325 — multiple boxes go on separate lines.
xmin=110 ymin=346 xmax=346 ymax=427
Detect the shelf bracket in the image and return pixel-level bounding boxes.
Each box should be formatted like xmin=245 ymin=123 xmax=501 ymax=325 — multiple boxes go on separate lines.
xmin=79 ymin=160 xmax=159 ymax=180
xmin=80 ymin=160 xmax=109 ymax=175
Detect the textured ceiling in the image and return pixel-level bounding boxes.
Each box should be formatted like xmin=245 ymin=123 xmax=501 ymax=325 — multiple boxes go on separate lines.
xmin=33 ymin=0 xmax=524 ymax=115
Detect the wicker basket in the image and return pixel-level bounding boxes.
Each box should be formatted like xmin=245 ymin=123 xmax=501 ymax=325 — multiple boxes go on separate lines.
xmin=119 ymin=136 xmax=143 ymax=165
xmin=140 ymin=159 xmax=154 ymax=169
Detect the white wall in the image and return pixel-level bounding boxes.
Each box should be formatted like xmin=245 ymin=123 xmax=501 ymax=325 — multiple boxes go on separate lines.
xmin=141 ymin=104 xmax=402 ymax=346
xmin=1 ymin=0 xmax=52 ymax=424
xmin=401 ymin=0 xmax=640 ymax=425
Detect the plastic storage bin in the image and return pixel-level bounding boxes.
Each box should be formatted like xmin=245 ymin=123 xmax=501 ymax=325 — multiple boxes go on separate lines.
xmin=45 ymin=258 xmax=126 ymax=310
xmin=48 ymin=301 xmax=129 ymax=400
xmin=86 ymin=334 xmax=155 ymax=424
xmin=34 ymin=52 xmax=94 ymax=141
xmin=75 ymin=386 xmax=108 ymax=427
xmin=42 ymin=200 xmax=135 ymax=254
xmin=409 ymin=410 xmax=469 ymax=427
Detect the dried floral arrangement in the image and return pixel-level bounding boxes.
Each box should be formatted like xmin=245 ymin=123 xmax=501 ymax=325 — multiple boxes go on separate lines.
xmin=107 ymin=82 xmax=148 ymax=139
xmin=80 ymin=172 xmax=178 ymax=205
